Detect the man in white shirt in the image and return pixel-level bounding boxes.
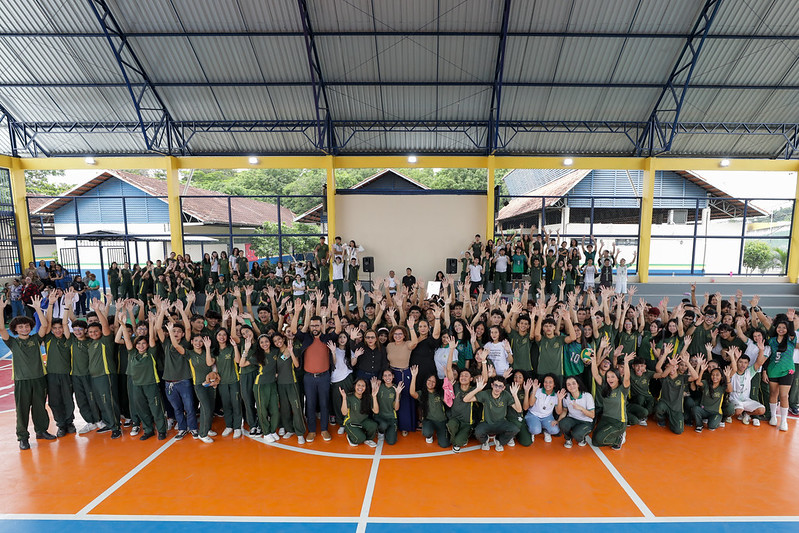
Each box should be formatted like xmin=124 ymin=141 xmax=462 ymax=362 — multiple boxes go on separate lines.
xmin=729 ymin=346 xmax=766 ymax=426
xmin=493 ymin=248 xmax=510 ymax=294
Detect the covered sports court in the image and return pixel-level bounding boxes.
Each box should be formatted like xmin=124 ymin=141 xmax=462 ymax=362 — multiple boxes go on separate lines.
xmin=1 ymin=0 xmax=799 ymax=532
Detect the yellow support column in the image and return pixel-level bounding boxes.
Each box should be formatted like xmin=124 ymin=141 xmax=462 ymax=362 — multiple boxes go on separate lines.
xmin=165 ymin=156 xmax=184 ymax=256
xmin=9 ymin=159 xmax=34 ymax=268
xmin=487 ymin=155 xmax=495 ymax=241
xmin=637 ymin=157 xmax=656 ymax=283
xmin=787 ymin=166 xmax=799 ymax=283
xmin=325 ymin=156 xmax=336 ymax=275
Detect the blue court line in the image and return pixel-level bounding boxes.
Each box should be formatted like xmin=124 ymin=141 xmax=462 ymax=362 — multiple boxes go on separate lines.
xmin=366 ymin=522 xmax=799 ymax=533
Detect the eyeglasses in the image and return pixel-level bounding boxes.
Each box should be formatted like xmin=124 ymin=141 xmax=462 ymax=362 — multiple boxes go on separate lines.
xmin=492 ymin=383 xmax=505 ymax=389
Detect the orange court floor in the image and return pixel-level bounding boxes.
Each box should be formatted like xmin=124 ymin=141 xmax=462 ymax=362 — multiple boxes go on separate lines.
xmin=1 ymin=409 xmax=798 ymax=533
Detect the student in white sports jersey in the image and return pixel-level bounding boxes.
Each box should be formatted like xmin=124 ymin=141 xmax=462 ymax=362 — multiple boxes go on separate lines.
xmin=728 ymin=345 xmax=767 ymax=426
xmin=387 ymin=270 xmax=398 ymax=295
xmin=524 ymin=374 xmax=561 ymax=443
xmin=483 ymin=326 xmax=513 ymax=377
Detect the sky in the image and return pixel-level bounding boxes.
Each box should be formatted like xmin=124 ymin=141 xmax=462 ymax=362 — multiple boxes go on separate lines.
xmin=55 ymin=167 xmax=796 ymax=214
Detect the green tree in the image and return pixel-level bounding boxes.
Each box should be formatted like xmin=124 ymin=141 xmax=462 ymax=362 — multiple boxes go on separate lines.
xmin=250 ymin=221 xmax=322 ymax=260
xmin=772 ymin=246 xmax=788 ymax=274
xmin=742 ymin=240 xmax=777 ymax=273
xmin=25 ymin=170 xmax=71 ymax=196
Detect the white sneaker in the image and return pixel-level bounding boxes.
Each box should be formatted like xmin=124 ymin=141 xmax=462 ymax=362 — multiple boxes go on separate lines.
xmin=283 ymin=432 xmax=295 ymax=440
xmin=222 ymin=427 xmax=233 ymax=437
xmin=638 ymin=419 xmax=648 ymax=426
xmin=425 ymin=436 xmax=433 ymax=444
xmin=337 ymin=426 xmax=345 ymax=435
xmin=621 ymin=431 xmax=627 ymax=445
xmin=725 ymin=416 xmax=732 ymax=423
xmin=481 ymin=441 xmax=490 ymax=451
xmin=507 ymin=438 xmax=515 ymax=447
xmin=347 ymin=436 xmax=358 ymax=447
xmin=278 ymin=427 xmax=286 ymax=436
xmin=208 ymin=430 xmax=218 ymax=436
xmin=263 ymin=433 xmax=276 ymax=443
xmin=752 ymin=418 xmax=761 ymax=427
xmin=530 ymin=435 xmax=535 ymax=444
xmin=130 ymin=426 xmax=140 ymax=436
xmin=495 ymin=443 xmax=504 ymax=452
xmin=233 ymin=429 xmax=242 ymax=439
xmin=719 ymin=422 xmax=726 ymax=428
xmin=564 ymin=439 xmax=573 ymax=448
xmin=578 ymin=438 xmax=587 ymax=447
xmin=78 ymin=423 xmax=96 ymax=434
xmin=269 ymin=433 xmax=279 ymax=442
xmin=167 ymin=418 xmax=176 ymax=431
xmin=96 ymin=421 xmax=107 ymax=430
xmin=742 ymin=413 xmax=751 ymax=425
xmin=780 ymin=420 xmax=789 ymax=431
xmin=769 ymin=417 xmax=778 ymax=426
xmin=543 ymin=432 xmax=552 ymax=443
xmin=364 ymin=440 xmax=377 ymax=448
xmin=200 ymin=436 xmax=213 ymax=444
xmin=297 ymin=435 xmax=306 ymax=444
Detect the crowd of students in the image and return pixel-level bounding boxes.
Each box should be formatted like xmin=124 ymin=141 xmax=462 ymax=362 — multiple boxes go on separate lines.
xmin=4 ymin=232 xmax=798 ymax=453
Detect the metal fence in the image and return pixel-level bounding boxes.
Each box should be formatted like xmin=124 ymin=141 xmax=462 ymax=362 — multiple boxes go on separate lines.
xmin=0 ymin=169 xmax=21 ymax=277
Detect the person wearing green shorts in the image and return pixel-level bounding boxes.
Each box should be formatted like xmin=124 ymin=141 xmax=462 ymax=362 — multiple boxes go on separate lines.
xmin=0 ymin=296 xmax=55 ymax=450
xmin=118 ymin=313 xmax=167 ymax=440
xmin=371 ymin=371 xmax=400 ymax=445
xmin=410 ymin=366 xmax=450 ymax=448
xmin=187 ymin=334 xmax=216 ymax=442
xmin=765 ymin=320 xmax=796 ymax=431
xmin=340 ymin=378 xmax=378 ymax=447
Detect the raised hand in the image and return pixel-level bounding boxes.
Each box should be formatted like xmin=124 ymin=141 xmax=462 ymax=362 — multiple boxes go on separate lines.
xmin=202 ymin=336 xmax=212 ymax=349
xmin=395 ymin=381 xmax=405 ymax=395
xmin=370 ymin=376 xmax=380 ymax=396
xmin=410 ymin=365 xmax=419 ymax=377
xmin=556 ymin=388 xmax=566 ymax=401
xmin=509 ymin=382 xmax=520 ymax=397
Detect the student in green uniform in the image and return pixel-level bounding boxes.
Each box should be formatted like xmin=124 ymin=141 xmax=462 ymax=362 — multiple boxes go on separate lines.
xmin=248 ymin=334 xmax=279 ymax=443
xmin=508 ymin=371 xmax=533 ymax=447
xmin=464 ymin=376 xmax=522 ymax=452
xmin=108 ymin=262 xmax=121 ymax=301
xmin=0 ymin=297 xmax=55 ymax=450
xmin=691 ymin=362 xmax=732 ymax=432
xmin=445 ymin=340 xmax=478 ymax=452
xmin=765 ymin=318 xmax=796 ymax=431
xmin=510 ymin=247 xmax=526 ymax=293
xmin=117 ymin=312 xmax=167 ymax=441
xmin=237 ymin=325 xmax=261 ymax=436
xmin=556 ymin=376 xmax=595 ymax=448
xmin=339 ymin=378 xmax=378 ymax=447
xmin=186 ymin=333 xmax=217 ymax=443
xmin=534 ymin=310 xmax=576 ymax=384
xmin=219 ymin=251 xmax=231 ymax=281
xmin=273 ymin=332 xmax=306 ymax=443
xmin=653 ymin=342 xmax=700 ymax=435
xmin=346 ymin=258 xmax=359 ymax=296
xmin=156 ymin=303 xmax=198 ymax=439
xmin=40 ymin=292 xmax=76 ymax=437
xmin=213 ymin=326 xmax=243 ymax=439
xmin=506 ymin=302 xmax=534 ymax=376
xmin=591 ymin=352 xmax=634 ymax=450
xmin=370 ymin=372 xmax=401 ymax=445
xmin=629 ymin=357 xmax=656 ymax=425
xmin=410 ymin=366 xmax=450 ymax=448
xmin=120 ymin=262 xmax=134 ymax=299
xmin=85 ymin=300 xmax=121 ymax=439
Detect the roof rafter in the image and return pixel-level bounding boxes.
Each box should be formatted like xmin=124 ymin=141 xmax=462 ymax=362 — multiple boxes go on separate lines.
xmin=85 ymin=0 xmax=187 ymax=155
xmin=488 ymin=0 xmax=512 ymax=155
xmin=296 ymin=0 xmax=336 ymax=154
xmin=0 ymin=103 xmax=50 ymax=157
xmin=636 ymin=0 xmax=724 ymax=156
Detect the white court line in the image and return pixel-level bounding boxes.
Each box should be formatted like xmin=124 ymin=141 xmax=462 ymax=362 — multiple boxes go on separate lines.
xmin=1 ymin=514 xmax=798 ymax=524
xmin=589 ymin=441 xmax=654 ymax=518
xmin=76 ymin=437 xmax=178 ymax=516
xmin=0 ymin=384 xmax=13 ymax=391
xmin=247 ymin=433 xmax=481 ymax=459
xmin=356 ymin=438 xmax=383 ymax=533
xmin=0 ymin=409 xmax=14 ymax=414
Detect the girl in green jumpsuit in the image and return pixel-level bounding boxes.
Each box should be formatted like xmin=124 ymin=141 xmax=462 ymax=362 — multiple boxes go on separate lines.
xmin=237 ymin=325 xmax=260 ymax=436
xmin=213 ymin=328 xmax=243 ymax=438
xmin=274 ymin=332 xmax=306 ymax=443
xmin=592 ymin=353 xmax=633 ymax=450
xmin=340 ymin=378 xmax=378 ymax=447
xmin=410 ymin=366 xmax=450 ymax=448
xmin=370 ymin=371 xmax=401 ymax=445
xmin=187 ymin=334 xmax=216 ymax=442
xmin=243 ymin=334 xmax=279 ymax=442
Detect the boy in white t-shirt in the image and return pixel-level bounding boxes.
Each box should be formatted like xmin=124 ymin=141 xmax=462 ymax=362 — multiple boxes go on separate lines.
xmin=729 ymin=345 xmax=767 ymax=426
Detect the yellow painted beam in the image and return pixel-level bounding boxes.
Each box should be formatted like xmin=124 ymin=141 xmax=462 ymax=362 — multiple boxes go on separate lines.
xmin=12 ymin=154 xmax=799 ymax=173
xmin=487 ymin=155 xmax=495 ymax=241
xmin=325 ymin=156 xmax=336 ymax=279
xmin=787 ymin=166 xmax=799 ymax=283
xmin=9 ymin=160 xmax=34 ymax=269
xmin=0 ymin=154 xmax=13 ymax=169
xmin=637 ymin=158 xmax=656 ymax=284
xmin=165 ymin=157 xmax=184 ymax=256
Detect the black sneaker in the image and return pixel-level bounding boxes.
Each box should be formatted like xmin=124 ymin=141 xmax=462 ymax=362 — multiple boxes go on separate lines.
xmin=657 ymin=419 xmax=666 ymax=427
xmin=695 ymin=426 xmax=703 ymax=433
xmin=191 ymin=430 xmax=200 ymax=440
xmin=67 ymin=424 xmax=77 ymax=434
xmin=157 ymin=432 xmax=167 ymax=440
xmin=56 ymin=428 xmax=68 ymax=438
xmin=175 ymin=429 xmax=188 ymax=440
xmin=96 ymin=426 xmax=112 ymax=434
xmin=139 ymin=432 xmax=154 ymax=441
xmin=36 ymin=431 xmax=57 ymax=440
xmin=790 ymin=407 xmax=799 ymax=416
xmin=611 ymin=444 xmax=622 ymax=450
xmin=19 ymin=439 xmax=30 ymax=450
xmin=123 ymin=419 xmax=132 ymax=428
xmin=111 ymin=430 xmax=122 ymax=439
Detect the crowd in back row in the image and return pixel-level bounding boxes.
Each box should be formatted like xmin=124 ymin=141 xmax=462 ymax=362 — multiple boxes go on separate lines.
xmin=4 ymin=230 xmax=797 ymax=452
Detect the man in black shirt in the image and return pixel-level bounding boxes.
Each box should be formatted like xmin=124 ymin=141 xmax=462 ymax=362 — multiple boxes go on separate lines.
xmin=401 ymin=268 xmax=416 ymax=291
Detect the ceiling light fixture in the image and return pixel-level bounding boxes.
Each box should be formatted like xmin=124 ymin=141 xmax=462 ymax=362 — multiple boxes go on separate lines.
xmin=563 ymin=158 xmax=574 ymax=166
xmin=248 ymin=156 xmax=259 ymax=165
xmin=719 ymin=158 xmax=731 ymax=167
xmin=84 ymin=157 xmax=96 ymax=165
xmin=407 ymin=155 xmax=417 ymax=163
